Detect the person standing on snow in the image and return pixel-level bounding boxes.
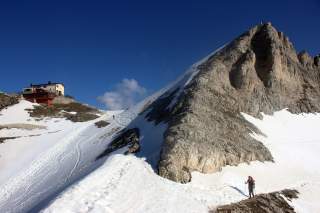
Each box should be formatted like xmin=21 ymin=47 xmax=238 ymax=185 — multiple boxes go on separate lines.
xmin=245 ymin=176 xmax=255 ymax=198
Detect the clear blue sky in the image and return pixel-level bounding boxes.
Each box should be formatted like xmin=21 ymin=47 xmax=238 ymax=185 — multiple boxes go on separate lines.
xmin=0 ymin=0 xmax=319 ymax=108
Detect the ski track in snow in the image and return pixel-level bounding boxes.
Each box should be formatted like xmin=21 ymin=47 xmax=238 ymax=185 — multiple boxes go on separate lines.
xmin=0 ymin=83 xmax=170 ymax=213
xmin=0 ymin=47 xmax=220 ymax=212
xmin=0 ymin=108 xmax=132 ymax=212
xmin=2 ymin=124 xmax=90 ymax=211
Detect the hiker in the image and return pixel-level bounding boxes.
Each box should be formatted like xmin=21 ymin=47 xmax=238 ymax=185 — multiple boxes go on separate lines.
xmin=245 ymin=176 xmax=255 ymax=198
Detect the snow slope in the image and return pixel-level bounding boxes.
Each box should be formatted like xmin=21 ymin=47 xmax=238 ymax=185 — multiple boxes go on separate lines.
xmin=1 ymin=44 xmax=319 ymax=212
xmin=43 ymin=110 xmax=320 ymax=213
xmin=0 ymin=47 xmax=224 ymax=213
xmin=0 ymin=100 xmax=87 ymax=184
xmin=0 ymin=85 xmax=178 ymax=212
xmin=0 ymin=101 xmax=122 ymax=212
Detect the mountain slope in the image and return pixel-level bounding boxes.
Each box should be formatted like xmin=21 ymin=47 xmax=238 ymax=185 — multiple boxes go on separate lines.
xmin=42 ymin=109 xmax=320 ymax=212
xmin=157 ymin=22 xmax=320 ymax=182
xmin=1 ymin=22 xmax=320 ymax=212
xmin=0 ymin=100 xmax=123 ymax=212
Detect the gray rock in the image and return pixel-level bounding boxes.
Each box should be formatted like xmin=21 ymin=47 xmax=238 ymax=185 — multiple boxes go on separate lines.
xmin=298 ymin=50 xmax=314 ymax=68
xmin=157 ymin=23 xmax=320 ymax=183
xmin=96 ymin=128 xmax=140 ymax=160
xmin=212 ymin=189 xmax=299 ymax=213
xmin=94 ymin=120 xmax=110 ymax=128
xmin=0 ymin=94 xmax=20 ymax=111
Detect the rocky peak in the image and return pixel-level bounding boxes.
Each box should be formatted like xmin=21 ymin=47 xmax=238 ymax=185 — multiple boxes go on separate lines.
xmin=247 ymin=23 xmax=296 ymax=58
xmin=223 ymin=22 xmax=320 ymax=113
xmin=219 ymin=22 xmax=301 ymax=92
xmin=155 ymin=23 xmax=320 ymax=183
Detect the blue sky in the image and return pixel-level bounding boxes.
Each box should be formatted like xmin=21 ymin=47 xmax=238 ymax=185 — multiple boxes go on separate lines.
xmin=0 ymin=0 xmax=319 ymax=109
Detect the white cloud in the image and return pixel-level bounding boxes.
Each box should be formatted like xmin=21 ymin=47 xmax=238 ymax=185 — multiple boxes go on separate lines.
xmin=98 ymin=78 xmax=147 ymax=110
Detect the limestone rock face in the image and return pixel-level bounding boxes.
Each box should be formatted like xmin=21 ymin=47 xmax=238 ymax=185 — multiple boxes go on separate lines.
xmin=298 ymin=51 xmax=314 ymax=68
xmin=156 ymin=23 xmax=320 ymax=183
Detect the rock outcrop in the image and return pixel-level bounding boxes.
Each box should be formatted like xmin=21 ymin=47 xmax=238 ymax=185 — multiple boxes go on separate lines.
xmin=94 ymin=120 xmax=110 ymax=128
xmin=298 ymin=50 xmax=314 ymax=68
xmin=212 ymin=189 xmax=299 ymax=213
xmin=155 ymin=23 xmax=320 ymax=182
xmin=96 ymin=128 xmax=140 ymax=160
xmin=26 ymin=102 xmax=101 ymax=122
xmin=0 ymin=93 xmax=19 ymax=111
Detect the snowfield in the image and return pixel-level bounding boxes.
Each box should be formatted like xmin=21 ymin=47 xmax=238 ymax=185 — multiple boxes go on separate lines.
xmin=1 ymin=99 xmax=320 ymax=213
xmin=0 ymin=101 xmax=87 ymax=184
xmin=0 ymin=101 xmax=123 ymax=212
xmin=41 ymin=110 xmax=320 ymax=213
xmin=0 ymin=47 xmax=319 ymax=212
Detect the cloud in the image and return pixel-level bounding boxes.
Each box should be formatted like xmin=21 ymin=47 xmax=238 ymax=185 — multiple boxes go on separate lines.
xmin=98 ymin=78 xmax=147 ymax=110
